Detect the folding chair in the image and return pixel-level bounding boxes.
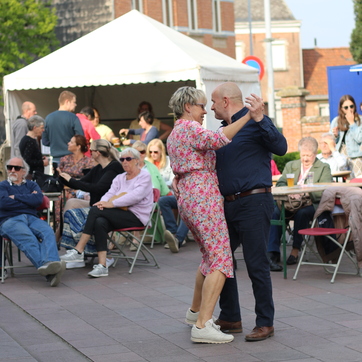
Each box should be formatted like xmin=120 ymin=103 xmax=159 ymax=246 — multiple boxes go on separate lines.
xmin=1 ymin=196 xmax=50 ymax=283
xmin=107 ymin=189 xmax=160 ymax=274
xmin=293 ymin=188 xmax=361 ymax=283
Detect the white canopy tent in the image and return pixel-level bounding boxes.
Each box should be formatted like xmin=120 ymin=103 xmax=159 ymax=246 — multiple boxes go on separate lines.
xmin=3 ymin=9 xmax=260 ymax=140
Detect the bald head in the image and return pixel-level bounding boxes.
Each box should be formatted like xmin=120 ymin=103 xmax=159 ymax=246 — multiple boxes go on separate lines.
xmin=21 ymin=102 xmax=37 ymax=120
xmin=211 ymin=82 xmax=244 ymax=123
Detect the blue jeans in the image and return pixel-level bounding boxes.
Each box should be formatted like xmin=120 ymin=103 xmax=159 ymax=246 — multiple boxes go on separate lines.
xmin=0 ymin=214 xmax=60 ymax=269
xmin=158 ymin=195 xmax=189 ymax=242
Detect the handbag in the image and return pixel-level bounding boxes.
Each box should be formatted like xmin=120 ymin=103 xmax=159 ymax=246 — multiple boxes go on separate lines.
xmin=277 ymin=193 xmax=312 ymax=214
xmin=32 ymin=171 xmax=64 ymax=193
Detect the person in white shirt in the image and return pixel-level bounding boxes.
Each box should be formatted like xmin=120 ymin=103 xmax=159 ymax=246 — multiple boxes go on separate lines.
xmin=317 ymin=133 xmax=348 ymax=173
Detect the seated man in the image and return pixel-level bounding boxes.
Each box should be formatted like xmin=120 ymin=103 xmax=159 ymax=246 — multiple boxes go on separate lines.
xmin=160 ymin=195 xmax=189 ymax=253
xmin=0 ymin=157 xmax=65 ymax=286
xmin=317 ymin=133 xmax=348 ymax=173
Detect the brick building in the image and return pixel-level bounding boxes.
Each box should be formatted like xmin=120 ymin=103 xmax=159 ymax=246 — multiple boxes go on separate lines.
xmin=234 ymin=0 xmax=303 ymax=126
xmin=51 ymin=0 xmax=236 ymax=58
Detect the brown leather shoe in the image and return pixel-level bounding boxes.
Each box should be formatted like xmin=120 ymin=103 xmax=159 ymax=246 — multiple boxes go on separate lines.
xmin=245 ymin=326 xmax=274 ymax=341
xmin=214 ymin=319 xmax=242 ymax=333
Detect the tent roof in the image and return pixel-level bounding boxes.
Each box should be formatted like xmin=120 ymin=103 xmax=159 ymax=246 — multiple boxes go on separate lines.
xmin=4 ymin=10 xmax=257 ymax=91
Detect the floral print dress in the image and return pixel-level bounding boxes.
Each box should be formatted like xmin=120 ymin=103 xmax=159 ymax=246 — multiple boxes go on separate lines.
xmin=167 ymin=119 xmax=233 ymax=278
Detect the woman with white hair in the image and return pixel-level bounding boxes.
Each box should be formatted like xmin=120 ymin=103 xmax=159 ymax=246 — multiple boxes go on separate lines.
xmin=60 ymin=148 xmax=153 ymax=277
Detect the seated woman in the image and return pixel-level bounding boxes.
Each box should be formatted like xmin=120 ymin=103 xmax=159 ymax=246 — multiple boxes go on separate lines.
xmin=60 ymin=148 xmax=154 ymax=277
xmin=19 ymin=115 xmax=49 ymax=176
xmin=146 ymin=138 xmax=174 ymax=187
xmin=55 ymin=135 xmax=95 ymax=238
xmin=91 ymin=108 xmax=115 ymax=142
xmin=119 ymin=111 xmax=159 ymax=146
xmin=268 ymin=136 xmax=333 ymax=271
xmin=132 ymin=141 xmax=171 ymax=197
xmin=59 ymin=139 xmax=124 ymax=265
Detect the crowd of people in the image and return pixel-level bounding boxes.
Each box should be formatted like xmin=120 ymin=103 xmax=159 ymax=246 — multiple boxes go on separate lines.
xmin=1 ymin=87 xmax=360 ymax=344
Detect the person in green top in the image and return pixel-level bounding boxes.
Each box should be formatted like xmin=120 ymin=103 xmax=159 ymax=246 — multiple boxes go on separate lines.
xmin=132 ymin=141 xmax=171 ymax=197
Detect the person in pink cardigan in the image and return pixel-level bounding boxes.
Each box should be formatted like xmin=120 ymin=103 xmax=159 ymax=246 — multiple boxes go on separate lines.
xmin=76 ymin=107 xmax=100 ymax=156
xmin=60 ymin=147 xmax=153 ymax=277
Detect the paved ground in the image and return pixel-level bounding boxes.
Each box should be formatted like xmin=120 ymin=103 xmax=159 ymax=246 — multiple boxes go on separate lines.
xmin=1 ymin=241 xmax=362 ymax=362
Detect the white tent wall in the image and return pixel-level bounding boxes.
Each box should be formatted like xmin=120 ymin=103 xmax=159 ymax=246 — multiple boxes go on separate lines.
xmin=2 ymin=9 xmax=260 ymax=145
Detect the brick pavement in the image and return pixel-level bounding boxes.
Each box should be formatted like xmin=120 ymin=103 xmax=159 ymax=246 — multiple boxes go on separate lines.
xmin=1 ymin=241 xmax=362 ymax=362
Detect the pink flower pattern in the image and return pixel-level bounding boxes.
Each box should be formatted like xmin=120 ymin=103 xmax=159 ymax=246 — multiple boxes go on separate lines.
xmin=167 ymin=119 xmax=234 ymax=278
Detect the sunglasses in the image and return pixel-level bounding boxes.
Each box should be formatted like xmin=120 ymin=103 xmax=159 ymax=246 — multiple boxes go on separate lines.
xmin=120 ymin=157 xmax=135 ymax=162
xmin=90 ymin=149 xmax=98 ymax=152
xmin=139 ymin=150 xmax=146 ymax=154
xmin=149 ymin=150 xmax=159 ymax=154
xmin=7 ymin=165 xmax=24 ymax=171
xmin=343 ymin=105 xmax=354 ymax=110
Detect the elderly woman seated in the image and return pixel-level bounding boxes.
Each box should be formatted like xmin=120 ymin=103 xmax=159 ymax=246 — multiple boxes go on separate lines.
xmin=268 ymin=136 xmax=333 ymax=271
xmin=60 ymin=148 xmax=154 ymax=277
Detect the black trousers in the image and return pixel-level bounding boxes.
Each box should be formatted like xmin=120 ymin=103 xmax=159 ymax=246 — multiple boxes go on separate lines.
xmin=219 ymin=193 xmax=275 ymax=327
xmin=83 ymin=206 xmax=143 ymax=252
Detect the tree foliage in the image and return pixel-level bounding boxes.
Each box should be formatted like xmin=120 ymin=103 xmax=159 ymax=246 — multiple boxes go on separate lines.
xmin=351 ymin=0 xmax=362 ymax=63
xmin=0 ymin=0 xmax=59 ymax=84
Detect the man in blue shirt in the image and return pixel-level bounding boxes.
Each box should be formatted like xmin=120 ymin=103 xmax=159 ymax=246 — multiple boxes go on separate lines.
xmin=212 ymin=82 xmax=287 ymax=341
xmin=42 ymin=91 xmax=84 ymax=163
xmin=0 ymin=157 xmax=65 ymax=287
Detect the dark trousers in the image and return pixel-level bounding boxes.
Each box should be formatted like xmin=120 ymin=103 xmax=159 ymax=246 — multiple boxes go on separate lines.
xmin=83 ymin=206 xmax=143 ymax=252
xmin=219 ymin=193 xmax=275 ymax=327
xmin=267 ymin=204 xmax=315 ymax=253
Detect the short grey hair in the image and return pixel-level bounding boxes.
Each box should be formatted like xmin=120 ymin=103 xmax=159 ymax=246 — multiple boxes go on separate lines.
xmin=298 ymin=136 xmax=318 ymax=154
xmin=6 ymin=157 xmax=29 ymax=178
xmin=27 ymin=115 xmax=44 ymax=131
xmin=321 ymin=133 xmax=336 ymax=142
xmin=132 ymin=140 xmax=147 ymax=151
xmin=120 ymin=147 xmax=140 ymax=160
xmin=169 ymin=86 xmax=207 ymax=119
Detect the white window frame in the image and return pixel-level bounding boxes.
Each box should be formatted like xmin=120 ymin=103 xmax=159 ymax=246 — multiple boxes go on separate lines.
xmin=212 ymin=0 xmax=221 ymax=33
xmin=272 ymin=40 xmax=287 ymax=71
xmin=131 ymin=0 xmax=143 ymax=12
xmin=187 ymin=0 xmax=198 ymax=31
xmin=235 ymin=41 xmax=245 ymax=62
xmin=162 ymin=0 xmax=173 ymax=27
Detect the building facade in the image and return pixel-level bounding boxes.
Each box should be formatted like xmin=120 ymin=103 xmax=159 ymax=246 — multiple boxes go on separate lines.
xmin=51 ymin=0 xmax=236 ymax=58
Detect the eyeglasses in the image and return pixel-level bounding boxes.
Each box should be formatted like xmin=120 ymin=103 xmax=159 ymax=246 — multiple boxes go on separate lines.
xmin=6 ymin=165 xmax=24 ymax=171
xmin=196 ymin=103 xmax=206 ymax=110
xmin=343 ymin=105 xmax=354 ymax=110
xmin=149 ymin=150 xmax=159 ymax=154
xmin=139 ymin=150 xmax=146 ymax=154
xmin=120 ymin=157 xmax=135 ymax=162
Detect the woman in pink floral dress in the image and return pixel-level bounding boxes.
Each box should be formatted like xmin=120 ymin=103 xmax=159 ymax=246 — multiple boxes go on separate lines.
xmin=167 ymin=86 xmax=261 ymax=344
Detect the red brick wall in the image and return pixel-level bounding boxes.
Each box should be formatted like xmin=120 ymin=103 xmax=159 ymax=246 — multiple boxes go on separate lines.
xmin=114 ymin=0 xmax=235 ymax=58
xmin=281 ymin=95 xmax=330 ymax=152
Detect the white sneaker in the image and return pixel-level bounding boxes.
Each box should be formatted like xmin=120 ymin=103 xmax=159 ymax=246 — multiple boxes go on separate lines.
xmin=106 ymin=258 xmax=114 ymax=268
xmin=164 ymin=243 xmax=170 ymax=249
xmin=164 ymin=230 xmax=179 ymax=253
xmin=1 ymin=269 xmax=8 ymax=280
xmin=88 ymin=264 xmax=108 ymax=278
xmin=186 ymin=308 xmax=199 ymax=324
xmin=60 ymin=249 xmax=84 ymax=263
xmin=191 ymin=319 xmax=234 ymax=344
xmin=66 ymin=261 xmax=86 ymax=269
xmin=185 ymin=308 xmax=216 ymax=325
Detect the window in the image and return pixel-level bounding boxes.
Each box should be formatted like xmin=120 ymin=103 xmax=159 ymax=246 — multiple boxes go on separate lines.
xmin=272 ymin=40 xmax=287 ymax=70
xmin=235 ymin=41 xmax=245 ymax=62
xmin=212 ymin=0 xmax=221 ymax=33
xmin=162 ymin=0 xmax=173 ymax=27
xmin=131 ymin=0 xmax=143 ymax=12
xmin=319 ymin=103 xmax=330 ymax=117
xmin=187 ymin=0 xmax=198 ymax=31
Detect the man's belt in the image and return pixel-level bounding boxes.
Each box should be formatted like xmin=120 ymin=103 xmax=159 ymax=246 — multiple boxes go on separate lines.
xmin=224 ymin=187 xmax=271 ymax=202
